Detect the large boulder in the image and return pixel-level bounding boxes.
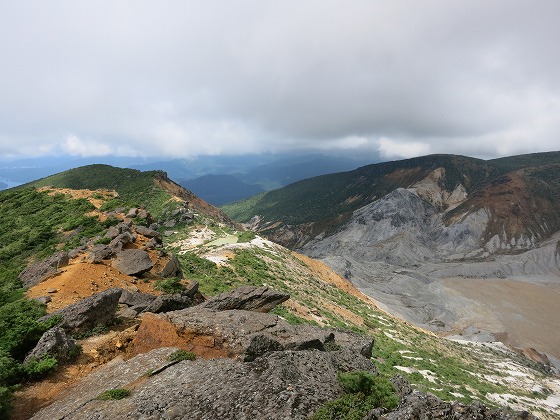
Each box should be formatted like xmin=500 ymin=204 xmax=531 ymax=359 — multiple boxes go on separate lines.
xmin=24 ymin=326 xmax=76 ymax=363
xmin=19 ymin=252 xmax=70 ymax=288
xmin=200 ymin=286 xmax=289 ymax=312
xmin=111 ymin=249 xmax=154 ymax=276
xmin=40 ymin=288 xmax=123 ymax=334
xmin=119 ymin=289 xmax=157 ymax=308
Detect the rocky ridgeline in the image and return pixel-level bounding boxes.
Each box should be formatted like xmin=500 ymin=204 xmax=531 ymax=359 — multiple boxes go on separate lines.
xmin=27 ymin=285 xmax=533 ymax=420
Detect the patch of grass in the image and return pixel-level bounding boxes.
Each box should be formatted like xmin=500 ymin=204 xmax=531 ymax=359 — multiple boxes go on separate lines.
xmin=154 ymin=278 xmax=185 ymax=294
xmin=96 ymin=388 xmax=131 ymax=400
xmin=168 ymin=349 xmax=196 ymax=362
xmin=237 ymin=230 xmax=256 ymax=243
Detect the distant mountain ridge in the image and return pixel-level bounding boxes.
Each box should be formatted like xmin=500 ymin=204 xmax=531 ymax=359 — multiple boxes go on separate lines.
xmin=224 ymin=151 xmax=560 ymax=251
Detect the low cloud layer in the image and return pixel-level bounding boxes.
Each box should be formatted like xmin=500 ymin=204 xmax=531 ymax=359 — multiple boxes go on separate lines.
xmin=1 ymin=1 xmax=559 ymax=161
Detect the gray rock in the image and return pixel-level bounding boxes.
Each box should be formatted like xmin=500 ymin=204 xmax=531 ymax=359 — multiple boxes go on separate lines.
xmin=33 ymin=296 xmax=52 ymax=305
xmin=142 ymin=294 xmax=192 ymax=314
xmin=31 ymin=346 xmax=375 ymax=420
xmin=119 ymin=289 xmax=157 ymax=308
xmin=144 ymin=237 xmax=159 ymax=249
xmin=111 ymin=249 xmax=154 ymax=276
xmin=183 ymin=280 xmax=199 ymax=298
xmin=85 ymin=244 xmax=113 ymax=263
xmin=200 ymin=286 xmax=289 ymax=313
xmin=24 ymin=326 xmax=76 ymax=363
xmin=163 ymin=220 xmax=176 ymax=228
xmin=126 ymin=207 xmax=138 ymax=218
xmin=19 ymin=251 xmax=70 ymax=288
xmin=103 ymin=226 xmax=120 ymax=240
xmin=40 ymin=288 xmax=122 ymax=333
xmin=134 ymin=225 xmax=162 ymax=241
xmin=158 ymin=253 xmax=183 ymax=278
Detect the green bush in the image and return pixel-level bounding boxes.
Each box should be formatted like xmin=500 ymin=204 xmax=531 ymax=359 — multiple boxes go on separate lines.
xmin=97 ymin=388 xmax=131 ymax=400
xmin=311 ymin=372 xmax=398 ymax=419
xmin=22 ymin=356 xmax=58 ymax=380
xmin=154 ymin=278 xmax=185 ymax=294
xmin=168 ymin=349 xmax=196 ymax=362
xmin=0 ymin=386 xmax=12 ymax=419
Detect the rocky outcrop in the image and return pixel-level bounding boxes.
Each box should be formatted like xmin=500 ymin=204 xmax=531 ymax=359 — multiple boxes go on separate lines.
xmin=111 ymin=249 xmax=154 ymax=276
xmin=131 ymin=306 xmax=373 ymax=361
xmin=200 ymin=285 xmax=289 ymax=312
xmin=24 ymin=326 xmax=77 ymax=363
xmin=40 ymin=288 xmax=122 ymax=333
xmin=19 ymin=251 xmax=70 ymax=287
xmin=32 ymin=342 xmax=375 ymax=419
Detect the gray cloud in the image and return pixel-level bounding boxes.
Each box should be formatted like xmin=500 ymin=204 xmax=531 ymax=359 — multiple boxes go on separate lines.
xmin=1 ymin=0 xmax=559 ymax=160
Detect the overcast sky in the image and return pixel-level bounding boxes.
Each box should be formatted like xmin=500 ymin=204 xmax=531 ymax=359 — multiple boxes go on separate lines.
xmin=1 ymin=1 xmax=559 ymax=161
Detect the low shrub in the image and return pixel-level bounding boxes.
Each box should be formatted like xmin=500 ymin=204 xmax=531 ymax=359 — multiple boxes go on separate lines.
xmin=154 ymin=278 xmax=185 ymax=294
xmin=168 ymin=349 xmax=196 ymax=362
xmin=97 ymin=388 xmax=131 ymax=400
xmin=311 ymin=371 xmax=398 ymax=420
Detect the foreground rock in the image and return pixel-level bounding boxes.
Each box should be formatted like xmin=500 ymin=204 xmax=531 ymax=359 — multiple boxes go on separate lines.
xmin=32 ymin=342 xmax=375 ymax=420
xmin=40 ymin=288 xmax=122 ymax=333
xmin=200 ymin=285 xmax=289 ymax=312
xmin=19 ymin=252 xmax=70 ymax=287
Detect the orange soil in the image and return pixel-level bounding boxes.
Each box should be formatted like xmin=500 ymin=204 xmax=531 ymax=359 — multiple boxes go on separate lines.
xmin=26 ymin=242 xmax=165 ymax=313
xmin=130 ymin=313 xmax=230 ymax=359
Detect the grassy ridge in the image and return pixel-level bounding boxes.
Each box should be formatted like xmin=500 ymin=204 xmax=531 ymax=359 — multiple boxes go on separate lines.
xmin=23 ymin=164 xmax=173 ymax=217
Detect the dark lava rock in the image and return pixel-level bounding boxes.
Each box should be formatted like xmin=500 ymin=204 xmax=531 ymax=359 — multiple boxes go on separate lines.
xmin=111 ymin=249 xmax=154 ymax=276
xmin=40 ymin=288 xmax=122 ymax=334
xmin=24 ymin=326 xmax=76 ymax=363
xmin=200 ymin=285 xmax=289 ymax=313
xmin=363 ymin=375 xmax=537 ymax=420
xmin=142 ymin=294 xmax=192 ymax=314
xmin=19 ymin=251 xmax=70 ymax=288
